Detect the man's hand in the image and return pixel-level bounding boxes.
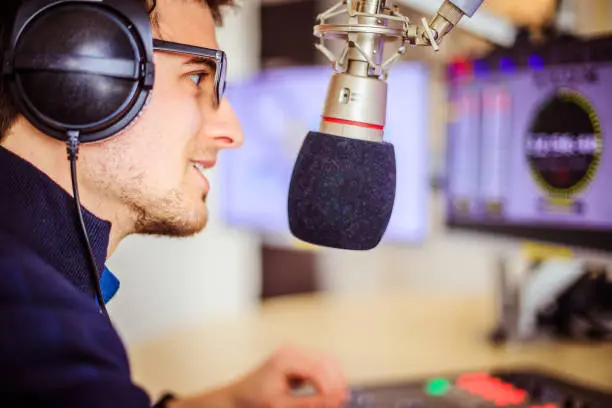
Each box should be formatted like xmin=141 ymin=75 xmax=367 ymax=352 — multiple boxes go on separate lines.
xmin=169 ymin=345 xmax=350 ymax=408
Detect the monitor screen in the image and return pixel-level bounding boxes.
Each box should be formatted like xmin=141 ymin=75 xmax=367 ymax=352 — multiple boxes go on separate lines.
xmin=445 ymin=36 xmax=612 ymax=252
xmin=220 ymin=62 xmax=430 ymax=244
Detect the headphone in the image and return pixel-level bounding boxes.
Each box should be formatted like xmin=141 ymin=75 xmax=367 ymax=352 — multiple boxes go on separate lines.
xmin=2 ymin=0 xmax=155 ymax=143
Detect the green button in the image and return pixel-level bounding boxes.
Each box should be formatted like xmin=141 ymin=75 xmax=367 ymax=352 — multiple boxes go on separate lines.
xmin=425 ymin=378 xmax=451 ymax=396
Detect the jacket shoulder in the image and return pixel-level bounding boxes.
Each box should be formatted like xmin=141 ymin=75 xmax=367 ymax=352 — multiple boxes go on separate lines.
xmin=0 ymin=234 xmax=152 ymax=407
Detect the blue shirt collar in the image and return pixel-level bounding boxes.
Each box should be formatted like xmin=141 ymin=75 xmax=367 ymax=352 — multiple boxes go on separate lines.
xmin=100 ymin=267 xmax=120 ymax=304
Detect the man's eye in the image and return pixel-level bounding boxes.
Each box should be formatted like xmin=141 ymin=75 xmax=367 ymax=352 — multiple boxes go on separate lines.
xmin=189 ymin=73 xmax=208 ymax=86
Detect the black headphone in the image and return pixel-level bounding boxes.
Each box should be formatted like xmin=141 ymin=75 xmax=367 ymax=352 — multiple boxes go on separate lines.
xmin=2 ymin=0 xmax=155 ymax=143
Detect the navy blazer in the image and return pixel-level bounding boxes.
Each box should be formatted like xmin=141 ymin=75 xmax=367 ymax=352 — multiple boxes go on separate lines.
xmin=0 ymin=146 xmax=167 ymax=406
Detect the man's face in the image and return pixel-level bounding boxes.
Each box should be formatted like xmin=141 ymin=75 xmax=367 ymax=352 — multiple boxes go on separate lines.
xmin=81 ymin=0 xmax=243 ymax=237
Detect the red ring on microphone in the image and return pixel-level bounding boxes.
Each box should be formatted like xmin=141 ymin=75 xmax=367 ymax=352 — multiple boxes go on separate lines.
xmin=322 ymin=116 xmax=384 ymax=130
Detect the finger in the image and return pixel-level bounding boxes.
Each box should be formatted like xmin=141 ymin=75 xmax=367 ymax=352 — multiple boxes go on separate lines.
xmin=274 ymin=348 xmax=349 ymax=399
xmin=281 ymin=355 xmax=341 ymax=395
xmin=295 ymin=355 xmax=348 ymax=399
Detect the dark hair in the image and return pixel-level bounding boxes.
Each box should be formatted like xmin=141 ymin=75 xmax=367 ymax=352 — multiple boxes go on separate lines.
xmin=0 ymin=0 xmax=235 ymax=141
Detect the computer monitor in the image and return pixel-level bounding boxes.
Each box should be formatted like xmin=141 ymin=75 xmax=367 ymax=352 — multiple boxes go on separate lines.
xmin=445 ymin=35 xmax=612 ymax=253
xmin=220 ymin=62 xmax=430 ymax=245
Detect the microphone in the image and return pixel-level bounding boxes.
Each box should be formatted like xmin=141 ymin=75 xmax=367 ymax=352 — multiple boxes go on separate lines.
xmin=287 ymin=0 xmax=485 ymax=250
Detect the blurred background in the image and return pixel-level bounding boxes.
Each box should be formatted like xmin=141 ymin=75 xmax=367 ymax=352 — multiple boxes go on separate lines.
xmin=103 ymin=1 xmax=612 ymax=396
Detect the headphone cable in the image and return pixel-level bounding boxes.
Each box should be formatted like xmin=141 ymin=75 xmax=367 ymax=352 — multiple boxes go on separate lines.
xmin=66 ymin=131 xmax=108 ymax=316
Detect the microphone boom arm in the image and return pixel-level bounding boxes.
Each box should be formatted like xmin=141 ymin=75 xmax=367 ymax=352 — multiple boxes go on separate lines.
xmin=412 ymin=0 xmax=485 ymax=49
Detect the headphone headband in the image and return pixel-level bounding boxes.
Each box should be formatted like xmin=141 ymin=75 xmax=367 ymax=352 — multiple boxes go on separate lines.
xmin=2 ymin=0 xmax=155 ymax=143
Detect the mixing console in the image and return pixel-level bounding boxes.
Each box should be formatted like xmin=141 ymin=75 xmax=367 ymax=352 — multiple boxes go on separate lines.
xmin=347 ymin=368 xmax=612 ymax=407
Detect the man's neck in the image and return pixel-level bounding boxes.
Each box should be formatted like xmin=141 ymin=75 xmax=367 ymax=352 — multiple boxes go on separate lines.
xmin=2 ymin=120 xmax=132 ymax=259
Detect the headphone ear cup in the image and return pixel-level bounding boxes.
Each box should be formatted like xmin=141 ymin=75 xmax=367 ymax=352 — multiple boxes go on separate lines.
xmin=8 ymin=2 xmax=153 ymax=143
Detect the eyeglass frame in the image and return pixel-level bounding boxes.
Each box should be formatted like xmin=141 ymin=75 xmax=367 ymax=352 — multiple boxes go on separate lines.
xmin=152 ymin=39 xmax=227 ymax=105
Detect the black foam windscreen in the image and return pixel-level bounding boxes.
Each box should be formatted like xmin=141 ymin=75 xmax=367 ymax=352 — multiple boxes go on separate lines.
xmin=288 ymin=131 xmax=396 ymax=250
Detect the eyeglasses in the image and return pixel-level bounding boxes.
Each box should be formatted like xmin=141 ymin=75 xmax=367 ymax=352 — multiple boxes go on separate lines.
xmin=152 ymin=39 xmax=227 ymax=105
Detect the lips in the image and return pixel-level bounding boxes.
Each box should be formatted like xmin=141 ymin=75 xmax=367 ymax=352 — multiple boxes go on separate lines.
xmin=191 ymin=159 xmax=216 ymax=169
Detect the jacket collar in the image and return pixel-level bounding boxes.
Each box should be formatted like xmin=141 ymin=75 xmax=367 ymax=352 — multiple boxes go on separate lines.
xmin=0 ymin=146 xmax=117 ymax=301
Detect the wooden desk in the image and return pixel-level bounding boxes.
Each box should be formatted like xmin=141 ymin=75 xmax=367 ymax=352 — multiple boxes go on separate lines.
xmin=127 ymin=291 xmax=612 ymax=397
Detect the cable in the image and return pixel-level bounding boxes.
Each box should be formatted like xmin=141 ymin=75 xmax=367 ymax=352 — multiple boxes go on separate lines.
xmin=66 ymin=131 xmax=108 ymax=316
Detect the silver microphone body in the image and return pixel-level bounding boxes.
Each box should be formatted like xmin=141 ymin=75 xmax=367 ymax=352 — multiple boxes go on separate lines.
xmin=317 ymin=0 xmax=389 ymax=144
xmin=320 ymin=73 xmax=387 ymax=143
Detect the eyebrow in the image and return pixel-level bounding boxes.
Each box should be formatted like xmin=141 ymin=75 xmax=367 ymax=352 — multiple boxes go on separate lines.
xmin=185 ymin=56 xmax=216 ymax=70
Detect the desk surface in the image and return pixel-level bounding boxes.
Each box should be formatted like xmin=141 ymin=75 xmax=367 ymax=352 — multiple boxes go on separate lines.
xmin=127 ymin=291 xmax=612 ymax=397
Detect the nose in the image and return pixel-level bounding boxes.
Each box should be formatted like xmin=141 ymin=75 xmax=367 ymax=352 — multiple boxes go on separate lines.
xmin=200 ymin=96 xmax=244 ymax=150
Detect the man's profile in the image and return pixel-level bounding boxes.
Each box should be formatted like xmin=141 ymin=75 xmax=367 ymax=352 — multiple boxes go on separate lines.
xmin=0 ymin=0 xmax=349 ymax=406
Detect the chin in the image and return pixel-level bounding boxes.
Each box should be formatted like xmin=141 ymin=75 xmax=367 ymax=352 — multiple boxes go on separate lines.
xmin=133 ymin=199 xmax=209 ymax=237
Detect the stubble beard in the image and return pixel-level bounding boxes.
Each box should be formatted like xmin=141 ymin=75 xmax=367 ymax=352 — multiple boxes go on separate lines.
xmin=129 ymin=189 xmax=209 ymax=237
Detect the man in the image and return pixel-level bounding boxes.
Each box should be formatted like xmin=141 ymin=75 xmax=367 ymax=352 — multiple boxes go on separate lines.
xmin=0 ymin=0 xmax=350 ymax=407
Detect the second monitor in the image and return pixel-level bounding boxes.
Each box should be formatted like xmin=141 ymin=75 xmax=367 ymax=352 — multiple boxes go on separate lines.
xmin=445 ymin=35 xmax=612 ymax=252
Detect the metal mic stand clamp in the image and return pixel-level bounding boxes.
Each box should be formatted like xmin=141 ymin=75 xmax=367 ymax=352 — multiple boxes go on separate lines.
xmin=313 ymin=0 xmax=486 ymax=79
